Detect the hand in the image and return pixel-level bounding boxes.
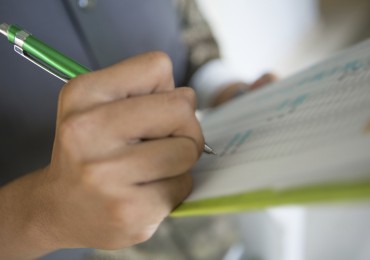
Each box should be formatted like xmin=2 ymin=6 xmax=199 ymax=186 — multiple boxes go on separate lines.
xmin=211 ymin=73 xmax=277 ymax=107
xmin=0 ymin=52 xmax=204 ymax=258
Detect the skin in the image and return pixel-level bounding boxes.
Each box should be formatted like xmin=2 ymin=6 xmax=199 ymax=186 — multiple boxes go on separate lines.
xmin=211 ymin=73 xmax=277 ymax=107
xmin=0 ymin=52 xmax=204 ymax=259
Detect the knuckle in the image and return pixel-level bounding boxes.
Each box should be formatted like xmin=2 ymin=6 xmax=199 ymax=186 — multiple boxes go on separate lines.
xmin=60 ymin=112 xmax=96 ymax=139
xmin=167 ymin=92 xmax=194 ymax=116
xmin=58 ymin=114 xmax=84 ymax=145
xmin=57 ymin=111 xmax=102 ymax=162
xmin=178 ymin=87 xmax=196 ymax=101
xmin=179 ymin=87 xmax=197 ymax=109
xmin=59 ymin=114 xmax=78 ymax=135
xmin=59 ymin=75 xmax=87 ymax=102
xmin=79 ymin=161 xmax=105 ymax=188
xmin=148 ymin=51 xmax=173 ymax=76
xmin=179 ymin=87 xmax=197 ymax=108
xmin=69 ymin=73 xmax=90 ymax=90
xmin=58 ymin=115 xmax=80 ymax=149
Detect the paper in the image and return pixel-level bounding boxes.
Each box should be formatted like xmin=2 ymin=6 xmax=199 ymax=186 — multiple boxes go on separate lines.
xmin=174 ymin=39 xmax=370 ymax=215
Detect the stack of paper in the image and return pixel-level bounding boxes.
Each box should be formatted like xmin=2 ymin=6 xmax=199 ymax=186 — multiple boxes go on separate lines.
xmin=173 ymin=39 xmax=370 ymax=217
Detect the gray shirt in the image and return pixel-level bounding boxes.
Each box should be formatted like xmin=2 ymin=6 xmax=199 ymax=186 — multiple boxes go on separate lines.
xmin=0 ymin=0 xmax=188 ymax=186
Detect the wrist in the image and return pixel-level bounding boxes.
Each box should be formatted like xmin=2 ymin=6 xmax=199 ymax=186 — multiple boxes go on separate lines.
xmin=0 ymin=168 xmax=60 ymax=258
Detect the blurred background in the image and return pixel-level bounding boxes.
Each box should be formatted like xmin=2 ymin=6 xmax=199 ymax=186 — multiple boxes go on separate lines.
xmin=91 ymin=0 xmax=370 ymax=259
xmin=197 ymin=0 xmax=370 ymax=80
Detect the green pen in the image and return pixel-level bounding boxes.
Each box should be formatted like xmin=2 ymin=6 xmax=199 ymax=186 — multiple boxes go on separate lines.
xmin=0 ymin=23 xmax=90 ymax=82
xmin=0 ymin=22 xmax=216 ymax=155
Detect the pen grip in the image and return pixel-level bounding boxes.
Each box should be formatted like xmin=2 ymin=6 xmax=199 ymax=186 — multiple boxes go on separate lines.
xmin=22 ymin=36 xmax=91 ymax=78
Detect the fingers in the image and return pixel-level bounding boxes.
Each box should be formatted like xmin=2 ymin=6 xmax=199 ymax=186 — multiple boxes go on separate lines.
xmin=58 ymin=88 xmax=203 ymax=159
xmin=211 ymin=73 xmax=278 ymax=107
xmin=249 ymin=72 xmax=278 ymax=90
xmin=210 ymin=82 xmax=250 ymax=107
xmin=59 ymin=52 xmax=175 ymax=115
xmin=112 ymin=173 xmax=192 ymax=245
xmin=90 ymin=87 xmax=198 ymax=140
xmin=49 ymin=52 xmax=203 ymax=250
xmin=137 ymin=173 xmax=192 ymax=215
xmin=83 ymin=137 xmax=199 ymax=188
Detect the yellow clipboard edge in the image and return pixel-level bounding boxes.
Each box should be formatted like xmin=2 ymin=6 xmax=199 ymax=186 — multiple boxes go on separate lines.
xmin=171 ymin=181 xmax=370 ymax=217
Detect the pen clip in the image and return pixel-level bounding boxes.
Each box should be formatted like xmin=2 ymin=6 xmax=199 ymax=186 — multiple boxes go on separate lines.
xmin=14 ymin=45 xmax=70 ymax=83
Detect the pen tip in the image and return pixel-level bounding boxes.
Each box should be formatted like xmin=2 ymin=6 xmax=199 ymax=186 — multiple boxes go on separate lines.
xmin=204 ymin=143 xmax=217 ymax=155
xmin=0 ymin=23 xmax=9 ymax=37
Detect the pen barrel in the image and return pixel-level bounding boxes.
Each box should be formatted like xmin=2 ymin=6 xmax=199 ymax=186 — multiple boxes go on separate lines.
xmin=6 ymin=24 xmax=90 ymax=79
xmin=23 ymin=36 xmax=91 ymax=78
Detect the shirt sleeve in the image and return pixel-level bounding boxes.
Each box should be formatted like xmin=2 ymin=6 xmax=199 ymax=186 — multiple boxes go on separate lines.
xmin=177 ymin=0 xmax=243 ymax=108
xmin=177 ymin=0 xmax=220 ymax=78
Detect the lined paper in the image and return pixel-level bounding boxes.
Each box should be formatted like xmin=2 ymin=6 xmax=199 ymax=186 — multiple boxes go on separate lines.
xmin=187 ymin=39 xmax=370 ymax=202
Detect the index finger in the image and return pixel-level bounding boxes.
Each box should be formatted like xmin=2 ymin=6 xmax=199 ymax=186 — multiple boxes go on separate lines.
xmin=60 ymin=52 xmax=175 ymax=114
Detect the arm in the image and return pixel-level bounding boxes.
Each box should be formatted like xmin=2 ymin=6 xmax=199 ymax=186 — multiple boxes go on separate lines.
xmin=0 ymin=52 xmax=204 ymax=259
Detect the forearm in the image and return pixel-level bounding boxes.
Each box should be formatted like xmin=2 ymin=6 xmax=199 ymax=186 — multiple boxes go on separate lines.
xmin=0 ymin=169 xmax=57 ymax=259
